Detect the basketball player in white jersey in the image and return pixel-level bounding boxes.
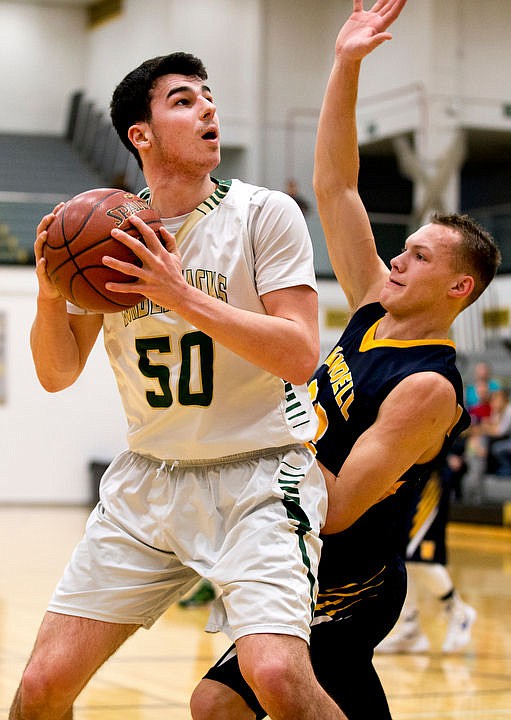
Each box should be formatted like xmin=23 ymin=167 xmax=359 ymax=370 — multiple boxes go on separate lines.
xmin=10 ymin=54 xmax=345 ymax=720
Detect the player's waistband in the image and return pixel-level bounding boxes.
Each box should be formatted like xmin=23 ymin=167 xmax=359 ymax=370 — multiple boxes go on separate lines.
xmin=137 ymin=443 xmax=306 ymax=469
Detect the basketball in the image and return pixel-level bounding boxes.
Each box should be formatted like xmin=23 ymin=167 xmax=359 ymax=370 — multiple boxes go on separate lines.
xmin=43 ymin=188 xmax=162 ymax=313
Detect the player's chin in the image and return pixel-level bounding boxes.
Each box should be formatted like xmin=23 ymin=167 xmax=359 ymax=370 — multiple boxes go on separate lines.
xmin=204 ymin=145 xmax=220 ymax=165
xmin=378 ymin=290 xmax=400 ymax=314
xmin=378 ymin=287 xmax=391 ymax=308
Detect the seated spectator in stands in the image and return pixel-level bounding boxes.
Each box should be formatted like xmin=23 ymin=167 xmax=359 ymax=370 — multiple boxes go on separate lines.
xmin=465 ymin=361 xmax=500 ymax=409
xmin=491 ymin=435 xmax=511 ymax=477
xmin=465 ymin=388 xmax=511 ymax=499
xmin=467 ymin=379 xmax=492 ymax=423
xmin=479 ymin=389 xmax=511 ymax=472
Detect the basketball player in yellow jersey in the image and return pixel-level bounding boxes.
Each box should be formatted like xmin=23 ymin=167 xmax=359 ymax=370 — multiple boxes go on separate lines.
xmin=10 ymin=54 xmax=346 ymax=720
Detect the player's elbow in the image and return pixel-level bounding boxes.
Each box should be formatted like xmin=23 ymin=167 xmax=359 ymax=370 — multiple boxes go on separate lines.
xmin=313 ymin=165 xmax=348 ymax=204
xmin=321 ymin=508 xmax=355 ymax=534
xmin=285 ymin=342 xmax=319 ymax=386
xmin=313 ymin=170 xmax=331 ymax=206
xmin=36 ymin=368 xmax=79 ymax=393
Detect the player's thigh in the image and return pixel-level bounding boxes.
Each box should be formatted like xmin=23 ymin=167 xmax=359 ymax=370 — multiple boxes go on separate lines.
xmin=24 ymin=610 xmax=139 ymax=695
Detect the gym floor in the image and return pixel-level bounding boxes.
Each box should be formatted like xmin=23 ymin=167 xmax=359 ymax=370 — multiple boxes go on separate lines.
xmin=1 ymin=506 xmax=510 ymax=719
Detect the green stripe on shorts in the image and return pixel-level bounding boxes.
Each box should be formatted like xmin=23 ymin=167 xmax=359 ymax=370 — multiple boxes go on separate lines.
xmin=278 ymin=460 xmax=316 ymax=618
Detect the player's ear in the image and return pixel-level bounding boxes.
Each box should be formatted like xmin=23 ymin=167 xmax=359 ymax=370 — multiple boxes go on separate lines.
xmin=448 ymin=274 xmax=474 ymax=300
xmin=128 ymin=123 xmax=151 ymax=152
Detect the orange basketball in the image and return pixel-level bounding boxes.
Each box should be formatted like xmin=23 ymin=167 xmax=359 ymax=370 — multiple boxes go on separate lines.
xmin=43 ymin=188 xmax=161 ymax=313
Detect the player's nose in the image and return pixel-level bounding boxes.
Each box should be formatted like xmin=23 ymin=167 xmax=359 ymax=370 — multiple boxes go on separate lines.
xmin=199 ymin=97 xmax=216 ymax=119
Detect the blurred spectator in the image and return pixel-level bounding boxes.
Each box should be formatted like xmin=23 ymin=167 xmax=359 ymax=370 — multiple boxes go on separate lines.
xmin=467 ymin=380 xmax=492 ymax=423
xmin=285 ymin=179 xmax=310 ymax=217
xmin=465 ymin=362 xmax=500 ymax=409
xmin=491 ymin=434 xmax=511 ymax=477
xmin=465 ymin=388 xmax=511 ymax=499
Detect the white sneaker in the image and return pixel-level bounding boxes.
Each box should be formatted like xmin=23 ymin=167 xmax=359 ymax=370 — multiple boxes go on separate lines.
xmin=442 ymin=599 xmax=477 ymax=653
xmin=375 ymin=617 xmax=430 ymax=654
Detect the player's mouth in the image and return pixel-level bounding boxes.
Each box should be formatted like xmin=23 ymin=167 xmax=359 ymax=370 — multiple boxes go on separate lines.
xmin=201 ymin=127 xmax=219 ymax=141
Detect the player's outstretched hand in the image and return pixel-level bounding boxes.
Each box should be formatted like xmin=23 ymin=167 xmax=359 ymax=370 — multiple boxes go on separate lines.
xmin=335 ymin=0 xmax=408 ymax=62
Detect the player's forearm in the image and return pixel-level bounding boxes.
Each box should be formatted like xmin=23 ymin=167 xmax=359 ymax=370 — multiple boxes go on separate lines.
xmin=31 ymin=296 xmax=82 ymax=391
xmin=172 ymin=283 xmax=319 ymax=385
xmin=313 ymin=55 xmax=362 ymax=203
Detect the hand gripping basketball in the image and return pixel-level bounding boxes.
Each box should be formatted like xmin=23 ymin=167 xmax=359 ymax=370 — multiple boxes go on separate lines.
xmin=43 ymin=188 xmax=162 ymax=313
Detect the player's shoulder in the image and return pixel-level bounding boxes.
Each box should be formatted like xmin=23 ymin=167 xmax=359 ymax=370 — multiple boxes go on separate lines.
xmin=395 ymin=370 xmax=456 ymax=405
xmin=225 ymin=179 xmax=300 ymax=212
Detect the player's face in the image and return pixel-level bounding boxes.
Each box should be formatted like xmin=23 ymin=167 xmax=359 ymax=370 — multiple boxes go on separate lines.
xmin=145 ymin=74 xmax=220 ymax=174
xmin=380 ymin=223 xmax=463 ymax=316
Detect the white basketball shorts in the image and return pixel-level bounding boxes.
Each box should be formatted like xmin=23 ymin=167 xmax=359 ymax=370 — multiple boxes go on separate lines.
xmin=48 ymin=445 xmax=327 ymax=643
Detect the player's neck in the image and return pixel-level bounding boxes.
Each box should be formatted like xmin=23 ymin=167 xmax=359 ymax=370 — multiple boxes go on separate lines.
xmin=377 ymin=312 xmax=452 ymax=341
xmin=145 ymin=172 xmax=217 ymax=218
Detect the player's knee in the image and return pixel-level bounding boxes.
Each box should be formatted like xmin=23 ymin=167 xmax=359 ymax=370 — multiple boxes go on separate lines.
xmin=190 ymin=681 xmax=217 ymax=719
xmin=18 ymin=657 xmax=75 ymax=715
xmin=243 ymin=652 xmax=294 ymax=703
xmin=190 ymin=679 xmax=251 ymax=720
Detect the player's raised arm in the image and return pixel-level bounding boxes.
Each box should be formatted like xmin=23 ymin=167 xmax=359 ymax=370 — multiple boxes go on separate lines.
xmin=313 ymin=0 xmax=407 ymax=311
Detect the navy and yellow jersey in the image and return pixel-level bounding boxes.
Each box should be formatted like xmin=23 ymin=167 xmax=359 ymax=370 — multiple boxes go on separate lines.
xmin=310 ymin=302 xmax=470 ymax=623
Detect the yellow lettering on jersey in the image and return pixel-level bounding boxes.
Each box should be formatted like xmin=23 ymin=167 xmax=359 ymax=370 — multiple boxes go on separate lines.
xmin=184 ymin=268 xmax=228 ymax=302
xmin=324 ymin=345 xmax=354 ymax=419
xmin=340 ymin=388 xmax=354 ymax=420
xmin=150 ymin=302 xmax=167 ymax=315
xmin=324 ymin=346 xmax=343 ymax=370
xmin=217 ymin=274 xmax=227 ymax=302
xmin=195 ymin=269 xmax=206 ymax=292
xmin=122 ymin=299 xmax=170 ymax=327
xmin=331 ymin=373 xmax=351 ymax=395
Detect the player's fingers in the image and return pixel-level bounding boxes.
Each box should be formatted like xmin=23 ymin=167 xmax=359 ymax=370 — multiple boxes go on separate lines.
xmin=158 ymin=226 xmax=179 ymax=255
xmin=34 ymin=252 xmax=63 ymax=299
xmin=36 ymin=209 xmax=59 ymax=237
xmin=102 ymin=253 xmax=141 ymax=278
xmin=367 ymin=31 xmax=393 ymax=49
xmin=375 ymin=0 xmax=407 ymax=26
xmin=34 ymin=229 xmax=47 ymax=260
xmin=110 ymin=227 xmax=153 ymax=266
xmin=125 ymin=213 xmax=164 ymax=253
xmin=104 ymin=279 xmax=140 ymax=294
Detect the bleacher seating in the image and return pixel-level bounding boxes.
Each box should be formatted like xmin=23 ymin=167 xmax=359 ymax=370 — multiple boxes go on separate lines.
xmin=0 ymin=132 xmax=109 ymax=262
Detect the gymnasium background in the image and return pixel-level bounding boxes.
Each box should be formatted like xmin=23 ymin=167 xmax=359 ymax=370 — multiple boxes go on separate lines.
xmin=1 ymin=0 xmax=511 ymax=506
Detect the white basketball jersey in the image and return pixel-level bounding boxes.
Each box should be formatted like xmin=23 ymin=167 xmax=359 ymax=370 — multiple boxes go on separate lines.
xmin=97 ymin=179 xmax=318 ymax=461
